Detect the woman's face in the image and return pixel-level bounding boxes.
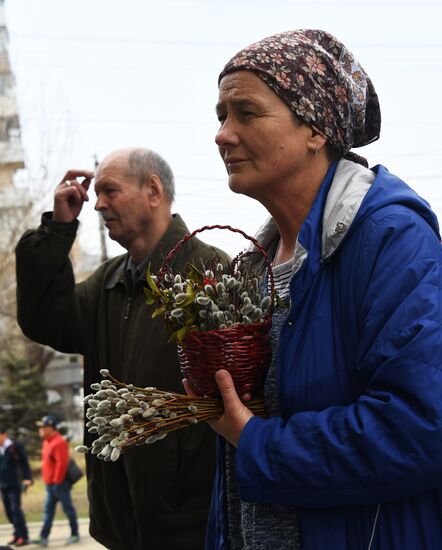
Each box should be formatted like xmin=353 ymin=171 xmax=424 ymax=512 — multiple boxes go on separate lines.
xmin=215 ymin=71 xmax=313 ymax=201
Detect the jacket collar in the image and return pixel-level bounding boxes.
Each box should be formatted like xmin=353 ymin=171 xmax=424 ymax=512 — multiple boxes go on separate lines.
xmin=44 ymin=431 xmax=60 ymax=442
xmin=251 ymin=159 xmax=375 ymax=271
xmin=321 ymin=159 xmax=375 ymax=259
xmin=105 ymin=214 xmax=190 ymax=289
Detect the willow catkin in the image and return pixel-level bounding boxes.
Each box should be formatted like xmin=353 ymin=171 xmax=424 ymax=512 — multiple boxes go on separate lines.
xmin=76 ymin=369 xmax=266 ymax=461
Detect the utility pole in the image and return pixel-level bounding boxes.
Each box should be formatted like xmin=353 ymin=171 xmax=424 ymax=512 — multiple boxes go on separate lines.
xmin=94 ymin=154 xmax=108 ymax=263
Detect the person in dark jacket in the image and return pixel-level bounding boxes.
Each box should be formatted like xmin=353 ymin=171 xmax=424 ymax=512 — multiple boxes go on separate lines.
xmin=192 ymin=30 xmax=442 ymax=549
xmin=15 ymin=147 xmax=229 ymax=550
xmin=0 ymin=427 xmax=32 ymax=547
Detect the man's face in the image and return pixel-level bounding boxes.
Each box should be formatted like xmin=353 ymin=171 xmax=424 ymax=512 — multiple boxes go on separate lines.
xmin=0 ymin=433 xmax=7 ymax=445
xmin=38 ymin=426 xmax=54 ymax=439
xmin=94 ymin=152 xmax=154 ymax=251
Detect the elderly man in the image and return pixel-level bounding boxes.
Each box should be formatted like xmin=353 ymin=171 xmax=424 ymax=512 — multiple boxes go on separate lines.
xmin=16 ymin=148 xmax=229 ymax=550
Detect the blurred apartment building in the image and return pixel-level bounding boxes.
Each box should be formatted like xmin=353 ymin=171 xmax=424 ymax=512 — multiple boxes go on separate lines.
xmin=0 ymin=0 xmax=27 ymax=353
xmin=0 ymin=0 xmax=100 ymax=439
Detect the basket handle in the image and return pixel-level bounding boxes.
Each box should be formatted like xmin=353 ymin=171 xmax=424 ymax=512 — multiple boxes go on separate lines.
xmin=157 ymin=224 xmax=275 ymax=300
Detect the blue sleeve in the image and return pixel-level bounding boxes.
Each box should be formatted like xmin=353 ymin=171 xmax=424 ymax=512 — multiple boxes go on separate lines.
xmin=236 ymin=208 xmax=442 ymax=508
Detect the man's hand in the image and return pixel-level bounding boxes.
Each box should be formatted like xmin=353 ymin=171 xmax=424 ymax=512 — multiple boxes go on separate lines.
xmin=22 ymin=479 xmax=32 ymax=494
xmin=53 ymin=170 xmax=94 ymax=222
xmin=183 ymin=369 xmax=254 ymax=447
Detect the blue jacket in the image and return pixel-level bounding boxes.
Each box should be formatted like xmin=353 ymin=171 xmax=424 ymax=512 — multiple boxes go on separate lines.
xmin=207 ymin=160 xmax=442 ymax=549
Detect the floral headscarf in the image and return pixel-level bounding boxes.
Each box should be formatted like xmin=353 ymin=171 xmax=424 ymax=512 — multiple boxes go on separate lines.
xmin=219 ymin=29 xmax=381 ymax=156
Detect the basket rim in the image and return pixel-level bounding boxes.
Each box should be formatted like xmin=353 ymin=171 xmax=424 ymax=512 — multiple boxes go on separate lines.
xmin=178 ymin=317 xmax=272 ymax=341
xmin=157 ymin=224 xmax=275 ymax=306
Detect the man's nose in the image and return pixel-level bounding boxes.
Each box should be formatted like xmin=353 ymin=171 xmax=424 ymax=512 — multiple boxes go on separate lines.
xmin=94 ymin=194 xmax=106 ymax=211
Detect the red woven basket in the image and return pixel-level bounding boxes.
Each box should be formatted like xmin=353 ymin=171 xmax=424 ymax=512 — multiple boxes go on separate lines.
xmin=158 ymin=225 xmax=275 ymax=398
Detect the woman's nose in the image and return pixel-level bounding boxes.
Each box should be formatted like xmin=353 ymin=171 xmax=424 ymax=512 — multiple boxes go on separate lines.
xmin=215 ymin=118 xmax=239 ymax=148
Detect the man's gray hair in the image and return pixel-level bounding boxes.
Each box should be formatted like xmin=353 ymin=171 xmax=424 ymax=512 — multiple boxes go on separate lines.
xmin=128 ymin=148 xmax=175 ymax=202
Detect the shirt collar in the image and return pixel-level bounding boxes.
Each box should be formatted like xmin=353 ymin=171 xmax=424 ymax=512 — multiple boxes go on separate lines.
xmin=0 ymin=438 xmax=13 ymax=454
xmin=106 ymin=213 xmax=191 ymax=290
xmin=126 ymin=255 xmax=151 ymax=284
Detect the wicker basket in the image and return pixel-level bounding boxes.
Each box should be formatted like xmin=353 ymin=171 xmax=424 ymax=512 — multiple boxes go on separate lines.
xmin=158 ymin=225 xmax=274 ymax=397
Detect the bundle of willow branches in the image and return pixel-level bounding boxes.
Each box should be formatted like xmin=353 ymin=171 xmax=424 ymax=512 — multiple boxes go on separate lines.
xmin=75 ymin=369 xmax=266 ymax=461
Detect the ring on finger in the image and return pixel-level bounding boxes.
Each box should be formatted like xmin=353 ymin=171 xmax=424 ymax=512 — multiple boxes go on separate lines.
xmin=64 ymin=180 xmax=72 ymax=187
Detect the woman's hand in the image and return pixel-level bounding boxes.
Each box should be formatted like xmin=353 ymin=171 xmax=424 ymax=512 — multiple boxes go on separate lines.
xmin=183 ymin=369 xmax=254 ymax=447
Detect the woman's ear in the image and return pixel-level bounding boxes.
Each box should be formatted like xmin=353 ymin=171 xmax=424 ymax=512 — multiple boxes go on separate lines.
xmin=145 ymin=174 xmax=165 ymax=206
xmin=307 ymin=126 xmax=328 ymax=155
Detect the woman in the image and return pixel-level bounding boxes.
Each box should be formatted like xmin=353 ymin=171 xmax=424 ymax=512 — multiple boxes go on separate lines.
xmin=205 ymin=29 xmax=442 ymax=549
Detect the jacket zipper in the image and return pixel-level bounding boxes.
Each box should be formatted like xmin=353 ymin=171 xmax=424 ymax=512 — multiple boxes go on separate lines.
xmin=120 ymin=289 xmax=136 ymax=370
xmin=367 ymin=504 xmax=381 ymax=550
xmin=123 ymin=296 xmax=132 ymax=320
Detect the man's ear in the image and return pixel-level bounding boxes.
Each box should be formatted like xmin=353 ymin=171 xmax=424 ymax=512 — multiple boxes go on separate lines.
xmin=145 ymin=174 xmax=165 ymax=206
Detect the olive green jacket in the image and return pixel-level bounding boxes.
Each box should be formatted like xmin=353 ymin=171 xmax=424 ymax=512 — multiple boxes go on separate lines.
xmin=16 ymin=213 xmax=229 ymax=550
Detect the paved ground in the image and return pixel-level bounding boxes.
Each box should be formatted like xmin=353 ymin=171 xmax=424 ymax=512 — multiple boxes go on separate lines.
xmin=0 ymin=519 xmax=105 ymax=549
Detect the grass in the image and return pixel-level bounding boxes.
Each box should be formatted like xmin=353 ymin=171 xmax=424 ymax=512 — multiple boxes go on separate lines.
xmin=0 ymin=447 xmax=90 ymax=525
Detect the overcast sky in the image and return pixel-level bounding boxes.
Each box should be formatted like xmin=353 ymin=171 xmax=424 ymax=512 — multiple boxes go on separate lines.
xmin=4 ymin=0 xmax=442 ymax=256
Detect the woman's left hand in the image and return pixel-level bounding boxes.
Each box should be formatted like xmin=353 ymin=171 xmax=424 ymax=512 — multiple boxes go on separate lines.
xmin=183 ymin=369 xmax=254 ymax=447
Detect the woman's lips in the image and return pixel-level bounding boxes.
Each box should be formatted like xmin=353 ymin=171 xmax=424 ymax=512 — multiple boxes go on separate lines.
xmin=226 ymin=158 xmax=248 ymax=171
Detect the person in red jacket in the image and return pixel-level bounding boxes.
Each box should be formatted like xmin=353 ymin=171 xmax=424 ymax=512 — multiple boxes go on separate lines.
xmin=34 ymin=416 xmax=79 ymax=547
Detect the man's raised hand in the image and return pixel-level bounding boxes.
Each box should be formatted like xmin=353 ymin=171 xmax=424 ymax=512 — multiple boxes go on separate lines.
xmin=53 ymin=170 xmax=94 ymax=222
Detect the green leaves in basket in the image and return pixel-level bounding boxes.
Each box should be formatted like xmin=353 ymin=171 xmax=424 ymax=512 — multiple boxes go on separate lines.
xmin=151 ymin=305 xmax=167 ymax=319
xmin=144 ymin=263 xmax=198 ymax=342
xmin=145 ymin=264 xmax=160 ymax=297
xmin=173 ymin=326 xmax=195 ymax=342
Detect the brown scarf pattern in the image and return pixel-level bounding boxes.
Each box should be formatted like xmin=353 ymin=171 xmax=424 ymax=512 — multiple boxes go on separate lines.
xmin=219 ymin=29 xmax=381 ymax=157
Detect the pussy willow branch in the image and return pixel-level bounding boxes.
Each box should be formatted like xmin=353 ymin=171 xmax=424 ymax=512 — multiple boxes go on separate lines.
xmin=77 ymin=371 xmax=267 ymax=460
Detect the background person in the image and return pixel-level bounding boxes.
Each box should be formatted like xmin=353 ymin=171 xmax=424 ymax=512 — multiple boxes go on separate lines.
xmin=15 ymin=147 xmax=229 ymax=550
xmin=0 ymin=427 xmax=32 ymax=547
xmin=34 ymin=415 xmax=79 ymax=547
xmin=199 ymin=29 xmax=442 ymax=549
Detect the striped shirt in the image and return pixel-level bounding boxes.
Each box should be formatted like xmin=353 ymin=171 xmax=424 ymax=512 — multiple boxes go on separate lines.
xmin=225 ymin=256 xmax=302 ymax=549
